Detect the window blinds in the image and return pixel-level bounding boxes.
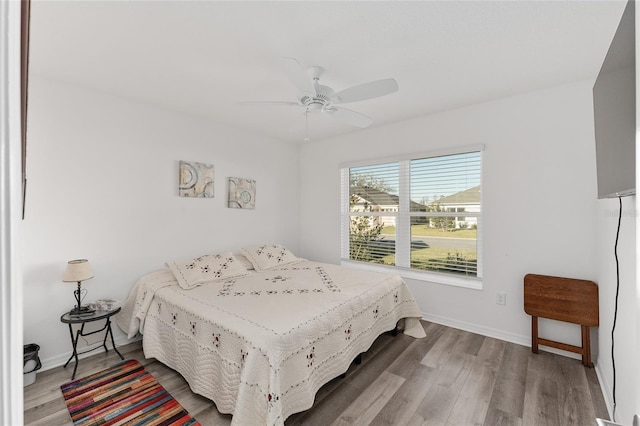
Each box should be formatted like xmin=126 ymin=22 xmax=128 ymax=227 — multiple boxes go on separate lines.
xmin=341 ymin=149 xmax=482 ymax=279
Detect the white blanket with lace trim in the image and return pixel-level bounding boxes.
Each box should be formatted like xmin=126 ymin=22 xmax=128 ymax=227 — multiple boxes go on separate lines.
xmin=116 ymin=260 xmax=425 ymax=425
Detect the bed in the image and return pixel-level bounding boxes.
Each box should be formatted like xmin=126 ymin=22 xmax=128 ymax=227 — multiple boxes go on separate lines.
xmin=116 ymin=245 xmax=426 ymax=425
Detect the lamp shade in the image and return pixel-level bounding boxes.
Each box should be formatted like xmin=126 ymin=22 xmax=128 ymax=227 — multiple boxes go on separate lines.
xmin=62 ymin=259 xmax=94 ymax=282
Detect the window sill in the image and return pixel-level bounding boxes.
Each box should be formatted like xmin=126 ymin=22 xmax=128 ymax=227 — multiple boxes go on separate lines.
xmin=340 ymin=260 xmax=483 ymax=290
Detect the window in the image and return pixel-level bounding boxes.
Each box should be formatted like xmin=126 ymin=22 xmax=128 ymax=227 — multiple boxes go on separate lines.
xmin=340 ymin=147 xmax=482 ymax=288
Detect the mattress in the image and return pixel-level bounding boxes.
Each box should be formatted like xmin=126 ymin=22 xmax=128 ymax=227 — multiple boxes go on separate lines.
xmin=116 ymin=260 xmax=425 ymax=425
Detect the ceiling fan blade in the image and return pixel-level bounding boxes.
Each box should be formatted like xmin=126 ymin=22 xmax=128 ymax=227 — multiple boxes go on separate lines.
xmin=326 ymin=107 xmax=373 ymax=128
xmin=240 ymin=101 xmax=300 ymax=107
xmin=280 ymin=57 xmax=315 ymax=98
xmin=332 ymin=78 xmax=398 ymax=104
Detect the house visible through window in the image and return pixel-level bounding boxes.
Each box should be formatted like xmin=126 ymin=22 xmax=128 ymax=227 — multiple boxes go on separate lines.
xmin=340 ymin=148 xmax=482 ymax=286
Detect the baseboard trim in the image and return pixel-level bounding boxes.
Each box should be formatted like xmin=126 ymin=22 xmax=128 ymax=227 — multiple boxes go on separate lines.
xmin=37 ymin=334 xmax=141 ymax=373
xmin=595 ymin=361 xmax=615 ymax=420
xmin=421 ymin=312 xmax=583 ymax=360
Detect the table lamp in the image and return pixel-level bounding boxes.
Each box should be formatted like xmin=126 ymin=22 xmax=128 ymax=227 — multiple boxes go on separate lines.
xmin=63 ymin=259 xmax=95 ymax=315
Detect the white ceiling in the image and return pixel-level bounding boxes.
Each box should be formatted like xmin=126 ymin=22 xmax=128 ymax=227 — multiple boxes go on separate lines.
xmin=29 ymin=1 xmax=627 ymax=143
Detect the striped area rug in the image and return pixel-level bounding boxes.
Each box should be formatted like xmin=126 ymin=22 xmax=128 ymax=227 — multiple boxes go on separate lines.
xmin=60 ymin=359 xmax=200 ymax=426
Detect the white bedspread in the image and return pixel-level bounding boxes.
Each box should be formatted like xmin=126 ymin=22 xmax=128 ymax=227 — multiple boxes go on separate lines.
xmin=116 ymin=260 xmax=425 ymax=425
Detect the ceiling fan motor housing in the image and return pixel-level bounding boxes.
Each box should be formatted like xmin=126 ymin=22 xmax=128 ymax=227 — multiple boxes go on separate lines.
xmin=300 ymin=83 xmax=335 ymax=112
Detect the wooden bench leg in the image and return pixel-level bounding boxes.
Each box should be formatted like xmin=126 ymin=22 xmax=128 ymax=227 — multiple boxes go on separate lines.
xmin=531 ymin=316 xmax=539 ymax=354
xmin=582 ymin=325 xmax=593 ymax=367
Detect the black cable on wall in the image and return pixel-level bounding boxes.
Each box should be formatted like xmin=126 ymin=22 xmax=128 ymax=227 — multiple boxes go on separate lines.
xmin=611 ymin=196 xmax=622 ymax=421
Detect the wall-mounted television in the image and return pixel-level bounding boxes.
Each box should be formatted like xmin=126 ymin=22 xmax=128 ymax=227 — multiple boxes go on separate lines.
xmin=593 ymin=0 xmax=635 ymax=199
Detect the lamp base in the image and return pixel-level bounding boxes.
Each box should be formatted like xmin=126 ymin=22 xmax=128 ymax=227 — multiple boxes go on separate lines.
xmin=69 ymin=306 xmax=95 ymax=316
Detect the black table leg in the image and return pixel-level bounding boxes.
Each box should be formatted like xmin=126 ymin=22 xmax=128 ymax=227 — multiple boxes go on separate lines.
xmin=105 ymin=319 xmax=124 ymax=360
xmin=63 ymin=323 xmax=84 ymax=380
xmin=63 ymin=324 xmax=76 ymax=369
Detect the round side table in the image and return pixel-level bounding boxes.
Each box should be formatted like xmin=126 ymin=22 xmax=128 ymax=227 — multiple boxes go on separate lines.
xmin=60 ymin=307 xmax=125 ymax=379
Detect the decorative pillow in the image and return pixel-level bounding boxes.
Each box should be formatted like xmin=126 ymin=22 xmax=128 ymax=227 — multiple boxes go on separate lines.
xmin=234 ymin=253 xmax=255 ymax=270
xmin=239 ymin=244 xmax=301 ymax=272
xmin=167 ymin=252 xmax=249 ymax=289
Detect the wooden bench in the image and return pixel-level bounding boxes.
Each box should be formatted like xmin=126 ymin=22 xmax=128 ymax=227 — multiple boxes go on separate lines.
xmin=523 ymin=273 xmax=599 ymax=367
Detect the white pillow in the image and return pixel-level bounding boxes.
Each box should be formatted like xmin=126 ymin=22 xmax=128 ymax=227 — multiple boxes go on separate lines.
xmin=167 ymin=252 xmax=249 ymax=289
xmin=240 ymin=244 xmax=301 ymax=272
xmin=234 ymin=253 xmax=255 ymax=270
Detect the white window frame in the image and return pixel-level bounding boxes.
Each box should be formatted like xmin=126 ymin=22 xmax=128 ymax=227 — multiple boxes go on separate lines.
xmin=340 ymin=145 xmax=483 ymax=290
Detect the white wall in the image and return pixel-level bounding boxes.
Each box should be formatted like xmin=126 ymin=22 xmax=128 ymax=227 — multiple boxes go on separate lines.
xmin=299 ymin=80 xmax=599 ymax=355
xmin=596 ymin=197 xmax=636 ymax=423
xmin=22 ymin=76 xmax=300 ymax=369
xmin=593 ymin=6 xmax=640 ymax=423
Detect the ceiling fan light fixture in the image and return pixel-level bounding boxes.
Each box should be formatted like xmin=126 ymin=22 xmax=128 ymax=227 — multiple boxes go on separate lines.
xmin=306 ymin=102 xmax=324 ymax=112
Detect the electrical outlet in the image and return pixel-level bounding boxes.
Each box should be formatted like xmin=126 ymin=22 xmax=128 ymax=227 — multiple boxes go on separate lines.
xmin=496 ymin=291 xmax=506 ymax=305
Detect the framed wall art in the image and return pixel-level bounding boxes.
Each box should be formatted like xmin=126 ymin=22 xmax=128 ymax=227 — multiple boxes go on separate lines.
xmin=228 ymin=177 xmax=256 ymax=209
xmin=178 ymin=160 xmax=214 ymax=198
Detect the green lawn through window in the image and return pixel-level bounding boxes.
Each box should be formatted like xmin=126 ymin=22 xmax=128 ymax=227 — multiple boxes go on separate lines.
xmin=381 ymin=225 xmax=477 ymax=239
xmin=376 ymin=225 xmax=477 ymax=275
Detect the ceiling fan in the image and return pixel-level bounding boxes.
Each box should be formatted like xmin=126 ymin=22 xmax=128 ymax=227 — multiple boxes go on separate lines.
xmin=246 ymin=57 xmax=399 ymax=140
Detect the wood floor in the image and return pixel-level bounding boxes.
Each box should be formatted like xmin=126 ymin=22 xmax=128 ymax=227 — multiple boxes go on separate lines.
xmin=24 ymin=321 xmax=609 ymax=426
